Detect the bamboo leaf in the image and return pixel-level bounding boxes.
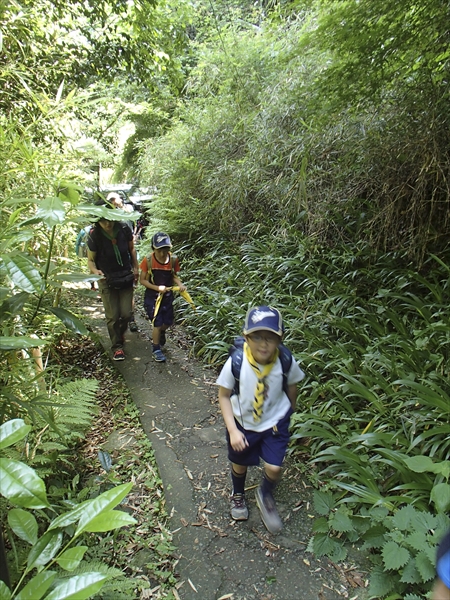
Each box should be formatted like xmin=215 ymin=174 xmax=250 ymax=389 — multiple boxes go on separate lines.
xmin=0 ymin=419 xmax=30 ymax=449
xmin=42 ymin=572 xmax=108 ymax=600
xmin=8 ymin=508 xmax=38 ymax=544
xmin=0 ymin=458 xmax=49 ymax=508
xmin=0 ymin=336 xmax=48 ymax=351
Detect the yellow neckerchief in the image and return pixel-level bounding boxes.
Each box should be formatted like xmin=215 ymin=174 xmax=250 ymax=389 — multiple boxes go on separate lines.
xmin=243 ymin=342 xmax=279 ymax=422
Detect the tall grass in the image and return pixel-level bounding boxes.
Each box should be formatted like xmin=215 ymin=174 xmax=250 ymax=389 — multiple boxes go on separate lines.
xmin=176 ymin=228 xmax=450 ymax=510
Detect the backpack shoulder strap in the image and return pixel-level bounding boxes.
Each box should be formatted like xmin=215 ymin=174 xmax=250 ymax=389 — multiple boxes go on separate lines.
xmin=278 ymin=344 xmax=293 ymax=394
xmin=146 ymin=252 xmax=154 ymax=283
xmin=230 ymin=337 xmax=245 ymax=395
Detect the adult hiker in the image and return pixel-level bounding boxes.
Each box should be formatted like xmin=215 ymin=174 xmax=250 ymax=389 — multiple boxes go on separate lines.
xmin=216 ymin=306 xmax=305 ymax=533
xmin=87 ymin=202 xmax=139 ymax=361
xmin=139 ymin=232 xmax=186 ymax=363
xmin=107 ymin=192 xmax=139 ymax=332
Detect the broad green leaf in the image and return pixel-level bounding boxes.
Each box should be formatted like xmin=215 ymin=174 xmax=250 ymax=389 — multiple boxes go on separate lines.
xmin=431 ymin=483 xmax=450 ymax=513
xmin=403 ymin=595 xmax=423 ymax=600
xmin=313 ymin=490 xmax=335 ymax=516
xmin=49 ymin=308 xmax=89 ymax=335
xmin=8 ymin=508 xmax=38 ymax=544
xmin=0 ymin=336 xmax=48 ymax=351
xmin=405 ymin=455 xmax=450 ymax=479
xmin=83 ymin=510 xmax=136 ymax=533
xmin=312 ymin=517 xmax=329 ymax=533
xmin=14 ymin=570 xmax=56 ymax=600
xmin=329 ymin=507 xmax=354 ymax=533
xmin=27 ymin=530 xmax=63 ymax=570
xmin=0 ymin=292 xmax=28 ymax=322
xmin=391 ymin=505 xmax=417 ymax=531
xmin=0 ymin=458 xmax=49 ymax=508
xmin=415 ymin=550 xmax=435 ymax=582
xmin=0 ymin=419 xmax=30 ymax=449
xmin=78 ymin=203 xmax=140 ymax=222
xmin=43 ymin=572 xmax=108 ymax=600
xmin=75 ymin=482 xmax=132 ymax=535
xmin=368 ymin=566 xmax=396 ymax=598
xmin=0 ymin=580 xmax=11 ymax=600
xmin=55 ymin=546 xmax=88 ymax=571
xmin=404 ymin=530 xmax=428 ymax=552
xmin=382 ymin=541 xmax=410 ymax=570
xmin=312 ymin=533 xmax=343 ymax=558
xmin=48 ymin=500 xmax=93 ymax=531
xmin=1 ymin=254 xmax=43 ymax=293
xmin=35 ymin=196 xmax=66 ymax=227
xmin=399 ymin=558 xmax=422 ymax=584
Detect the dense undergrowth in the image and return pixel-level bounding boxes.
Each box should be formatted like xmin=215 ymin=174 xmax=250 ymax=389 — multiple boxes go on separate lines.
xmin=171 ymin=227 xmax=450 ymax=600
xmin=1 ymin=331 xmax=178 ymax=600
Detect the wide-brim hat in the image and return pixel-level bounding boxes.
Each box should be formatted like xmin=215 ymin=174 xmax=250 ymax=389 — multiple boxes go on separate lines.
xmin=243 ymin=306 xmax=283 ymax=337
xmin=152 ymin=232 xmax=172 ymax=249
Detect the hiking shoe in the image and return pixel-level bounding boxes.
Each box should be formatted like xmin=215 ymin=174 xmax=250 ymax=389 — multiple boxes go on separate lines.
xmin=113 ymin=349 xmax=125 ymax=361
xmin=230 ymin=494 xmax=248 ymax=521
xmin=160 ymin=330 xmax=166 ymax=347
xmin=255 ymin=487 xmax=282 ymax=533
xmin=152 ymin=348 xmax=166 ymax=362
xmin=129 ymin=321 xmax=138 ymax=332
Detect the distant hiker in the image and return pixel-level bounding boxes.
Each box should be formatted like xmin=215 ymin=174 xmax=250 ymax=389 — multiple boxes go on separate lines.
xmin=87 ymin=204 xmax=139 ymax=361
xmin=139 ymin=232 xmax=186 ymax=363
xmin=216 ymin=306 xmax=305 ymax=533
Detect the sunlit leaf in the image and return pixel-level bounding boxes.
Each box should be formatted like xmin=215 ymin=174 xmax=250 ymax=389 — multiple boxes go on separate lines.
xmin=0 ymin=419 xmax=31 ymax=449
xmin=0 ymin=458 xmax=49 ymax=508
xmin=14 ymin=570 xmax=56 ymax=600
xmin=55 ymin=546 xmax=88 ymax=571
xmin=27 ymin=530 xmax=63 ymax=570
xmin=0 ymin=336 xmax=48 ymax=351
xmin=1 ymin=254 xmax=43 ymax=293
xmin=8 ymin=508 xmax=38 ymax=544
xmin=43 ymin=572 xmax=108 ymax=600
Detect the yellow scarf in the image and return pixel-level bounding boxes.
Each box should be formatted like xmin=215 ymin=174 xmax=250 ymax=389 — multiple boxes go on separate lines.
xmin=243 ymin=342 xmax=279 ymax=422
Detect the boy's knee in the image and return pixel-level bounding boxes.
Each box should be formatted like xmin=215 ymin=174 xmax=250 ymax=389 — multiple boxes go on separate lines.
xmin=231 ymin=463 xmax=247 ymax=475
xmin=264 ymin=463 xmax=282 ymax=480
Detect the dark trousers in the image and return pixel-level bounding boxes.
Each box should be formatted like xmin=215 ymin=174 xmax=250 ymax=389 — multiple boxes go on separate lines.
xmin=99 ymin=281 xmax=133 ymax=349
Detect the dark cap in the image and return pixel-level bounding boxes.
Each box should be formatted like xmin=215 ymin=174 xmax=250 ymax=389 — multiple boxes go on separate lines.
xmin=152 ymin=232 xmax=172 ymax=249
xmin=243 ymin=306 xmax=283 ymax=337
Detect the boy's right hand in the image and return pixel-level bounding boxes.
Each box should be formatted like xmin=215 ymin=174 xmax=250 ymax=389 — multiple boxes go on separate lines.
xmin=229 ymin=429 xmax=249 ymax=452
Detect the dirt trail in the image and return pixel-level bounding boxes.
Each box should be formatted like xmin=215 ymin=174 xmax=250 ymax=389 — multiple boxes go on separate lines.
xmin=85 ymin=300 xmax=368 ymax=600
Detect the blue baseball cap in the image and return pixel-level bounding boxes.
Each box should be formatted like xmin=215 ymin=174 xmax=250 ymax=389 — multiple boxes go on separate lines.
xmin=152 ymin=232 xmax=172 ymax=249
xmin=243 ymin=306 xmax=284 ymax=337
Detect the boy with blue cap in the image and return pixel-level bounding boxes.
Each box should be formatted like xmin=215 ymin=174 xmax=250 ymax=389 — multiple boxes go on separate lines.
xmin=216 ymin=306 xmax=305 ymax=533
xmin=139 ymin=232 xmax=186 ymax=362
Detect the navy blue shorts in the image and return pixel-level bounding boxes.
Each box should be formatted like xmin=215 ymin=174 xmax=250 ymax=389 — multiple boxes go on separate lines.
xmin=144 ymin=292 xmax=174 ymax=327
xmin=226 ymin=408 xmax=293 ymax=467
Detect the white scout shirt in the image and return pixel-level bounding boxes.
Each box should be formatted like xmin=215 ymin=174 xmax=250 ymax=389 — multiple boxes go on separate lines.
xmin=216 ymin=354 xmax=305 ymax=432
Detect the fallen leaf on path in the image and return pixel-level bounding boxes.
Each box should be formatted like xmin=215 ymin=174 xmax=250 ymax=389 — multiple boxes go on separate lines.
xmin=188 ymin=578 xmax=198 ymax=592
